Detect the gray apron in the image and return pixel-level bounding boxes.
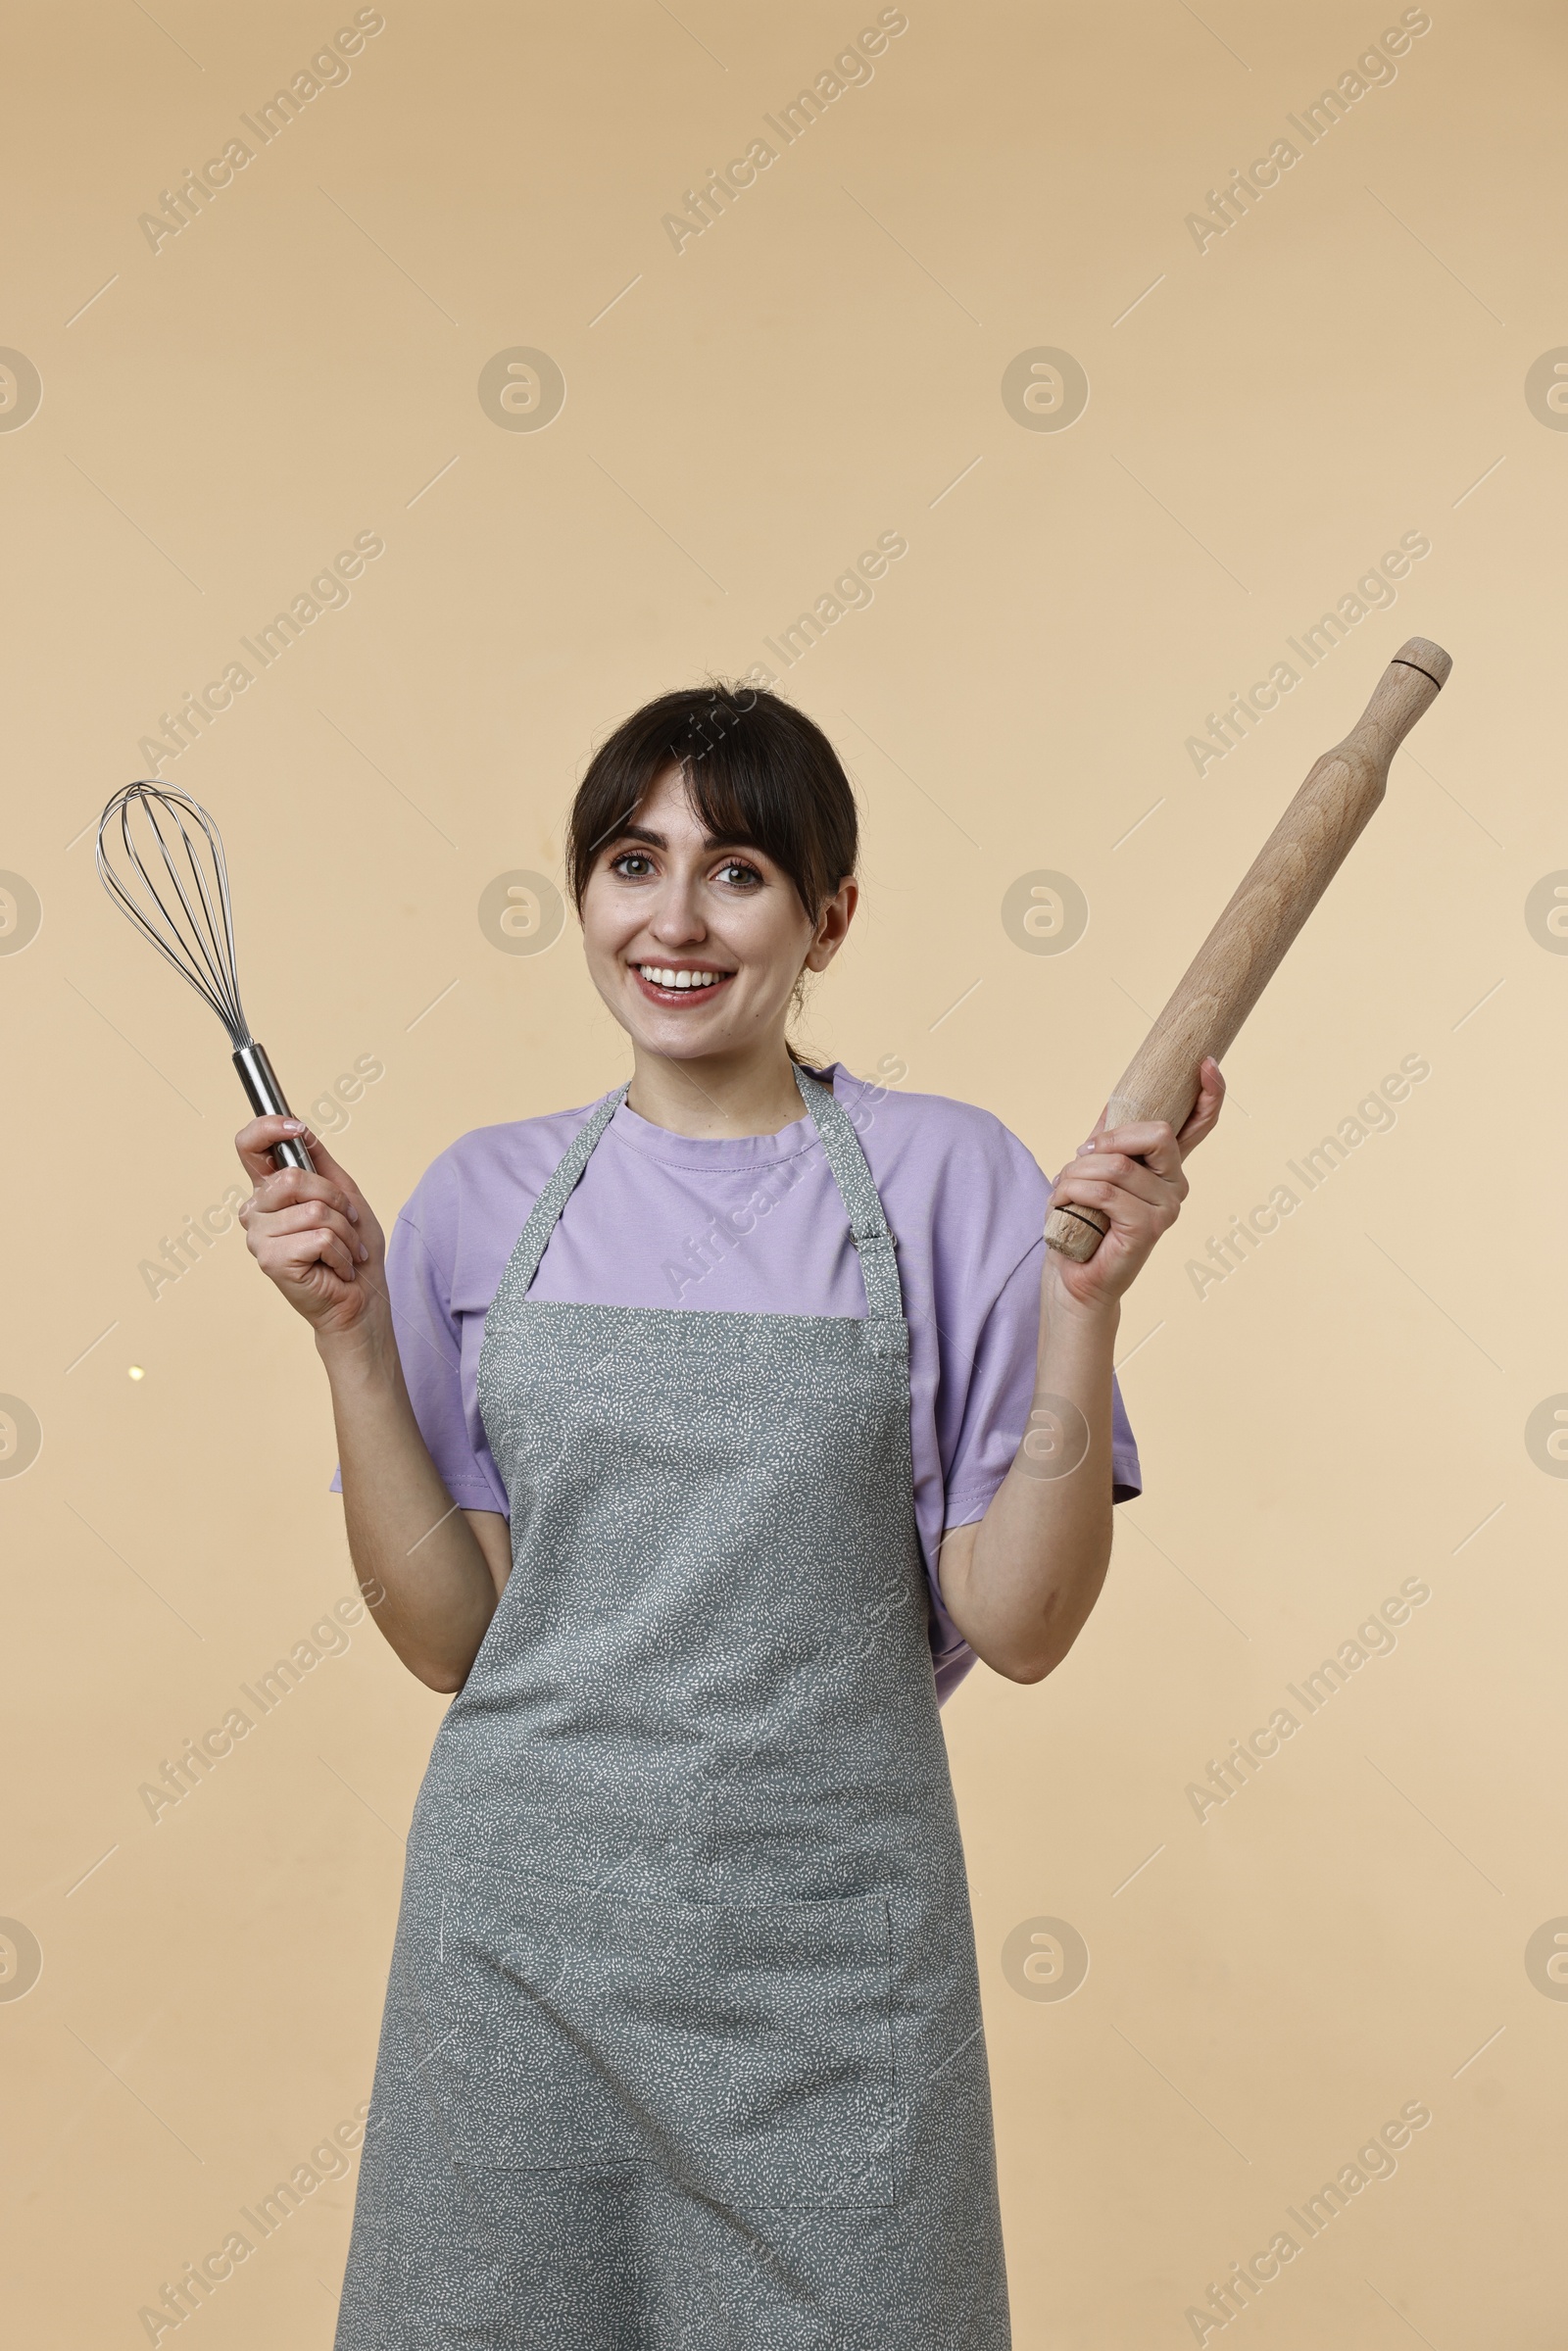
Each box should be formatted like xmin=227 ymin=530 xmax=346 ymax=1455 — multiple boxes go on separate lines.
xmin=334 ymin=1067 xmax=1011 ymax=2349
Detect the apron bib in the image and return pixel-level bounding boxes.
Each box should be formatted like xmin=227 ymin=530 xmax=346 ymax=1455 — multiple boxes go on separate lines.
xmin=335 ymin=1067 xmax=1011 ymax=2350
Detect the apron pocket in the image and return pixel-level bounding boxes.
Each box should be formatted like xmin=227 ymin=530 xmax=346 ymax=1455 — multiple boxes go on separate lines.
xmin=419 ymin=1869 xmax=897 ymax=2208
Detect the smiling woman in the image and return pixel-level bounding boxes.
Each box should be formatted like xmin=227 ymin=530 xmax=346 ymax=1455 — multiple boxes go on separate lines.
xmin=234 ymin=678 xmax=1223 ymax=2349
xmin=565 ymin=686 xmax=858 ymax=1094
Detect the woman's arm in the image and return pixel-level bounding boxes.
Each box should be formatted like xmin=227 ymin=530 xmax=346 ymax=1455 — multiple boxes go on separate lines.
xmin=320 ymin=1316 xmax=511 ymax=1690
xmin=937 ymin=1059 xmax=1225 ymax=1684
xmin=235 ymin=1111 xmax=508 ymax=1693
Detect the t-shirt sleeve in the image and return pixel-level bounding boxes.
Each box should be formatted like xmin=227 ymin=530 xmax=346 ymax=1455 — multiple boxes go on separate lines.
xmin=941 ymin=1237 xmax=1143 ymax=1522
xmin=927 ymin=1237 xmax=1143 ymax=1687
xmin=327 ymin=1168 xmax=510 ymax=1514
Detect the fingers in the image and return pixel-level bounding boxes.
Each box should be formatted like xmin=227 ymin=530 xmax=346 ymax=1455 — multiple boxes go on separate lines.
xmin=1050 ymin=1166 xmax=1179 ymax=1240
xmin=1054 ymin=1121 xmax=1192 ymax=1246
xmin=254 ymin=1215 xmax=361 ymax=1286
xmin=246 ymin=1203 xmax=364 ymax=1279
xmin=284 ymin=1126 xmax=359 ymax=1194
xmin=233 ymin=1116 xmax=367 ymax=1197
xmin=229 ymin=1116 xmax=389 ymax=1336
xmin=234 ymin=1113 xmax=315 ymax=1183
xmin=1050 ymin=1065 xmax=1225 ymax=1299
xmin=236 ymin=1158 xmax=362 ymax=1231
xmin=1076 ymin=1058 xmax=1228 ymax=1171
xmin=1063 ymin=1149 xmax=1182 ymax=1212
xmin=253 ymin=1199 xmax=368 ymax=1267
xmin=1078 ymin=1117 xmax=1185 ymax=1180
xmin=1175 ymin=1057 xmax=1226 ymax=1155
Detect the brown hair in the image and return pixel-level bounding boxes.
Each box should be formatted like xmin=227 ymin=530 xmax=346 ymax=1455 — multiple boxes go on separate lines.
xmin=565 ymin=683 xmax=858 ymax=925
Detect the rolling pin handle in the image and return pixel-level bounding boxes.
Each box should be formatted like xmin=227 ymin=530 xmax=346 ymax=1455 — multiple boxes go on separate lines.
xmin=1044 ymin=1201 xmax=1110 ymax=1262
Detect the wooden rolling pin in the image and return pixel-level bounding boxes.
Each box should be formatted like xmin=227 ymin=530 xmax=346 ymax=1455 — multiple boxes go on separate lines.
xmin=1045 ymin=635 xmax=1452 ymax=1262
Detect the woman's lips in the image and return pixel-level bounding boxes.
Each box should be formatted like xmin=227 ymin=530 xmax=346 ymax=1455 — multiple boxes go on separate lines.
xmin=630 ymin=962 xmax=736 ymax=1007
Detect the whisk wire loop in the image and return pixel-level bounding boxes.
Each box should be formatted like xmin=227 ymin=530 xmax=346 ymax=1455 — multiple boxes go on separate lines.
xmin=95 ymin=778 xmax=316 ymax=1174
xmin=96 ymin=783 xmax=253 ymax=1046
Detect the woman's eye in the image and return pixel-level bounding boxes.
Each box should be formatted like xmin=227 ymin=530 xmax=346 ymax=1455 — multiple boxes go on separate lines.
xmin=714 ymin=860 xmax=762 ymax=889
xmin=612 ymin=852 xmax=655 ymax=878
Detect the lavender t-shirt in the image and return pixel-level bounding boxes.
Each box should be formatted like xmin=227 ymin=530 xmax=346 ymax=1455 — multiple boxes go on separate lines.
xmin=333 ymin=1064 xmax=1141 ymax=1702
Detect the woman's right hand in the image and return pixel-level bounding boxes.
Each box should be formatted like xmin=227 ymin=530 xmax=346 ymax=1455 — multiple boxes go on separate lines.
xmin=234 ymin=1115 xmax=387 ymax=1340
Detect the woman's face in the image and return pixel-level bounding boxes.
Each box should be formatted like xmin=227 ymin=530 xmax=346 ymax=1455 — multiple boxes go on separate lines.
xmin=579 ymin=764 xmax=856 ymax=1064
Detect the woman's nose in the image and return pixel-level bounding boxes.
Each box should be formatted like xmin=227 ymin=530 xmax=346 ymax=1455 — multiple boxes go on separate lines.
xmin=649 ymin=878 xmax=707 ymax=943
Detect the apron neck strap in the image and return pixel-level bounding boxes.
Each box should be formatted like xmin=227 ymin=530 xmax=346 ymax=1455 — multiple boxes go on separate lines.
xmin=510 ymin=1067 xmax=905 ymax=1321
xmin=790 ymin=1064 xmax=905 ymax=1321
xmin=510 ymin=1084 xmax=630 ymax=1295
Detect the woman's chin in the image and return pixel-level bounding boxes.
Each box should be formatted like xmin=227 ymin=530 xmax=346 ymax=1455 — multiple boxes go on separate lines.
xmin=629 ymin=1022 xmax=734 ymax=1062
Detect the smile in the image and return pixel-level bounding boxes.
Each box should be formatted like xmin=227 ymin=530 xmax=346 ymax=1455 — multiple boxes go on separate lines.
xmin=632 ymin=963 xmax=734 ymax=1004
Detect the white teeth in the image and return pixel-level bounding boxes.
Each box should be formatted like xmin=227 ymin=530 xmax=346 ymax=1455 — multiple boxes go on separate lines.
xmin=639 ymin=966 xmax=722 ymax=991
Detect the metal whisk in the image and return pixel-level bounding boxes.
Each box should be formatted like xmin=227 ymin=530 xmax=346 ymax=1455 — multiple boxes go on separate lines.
xmin=95 ymin=782 xmax=315 ymax=1172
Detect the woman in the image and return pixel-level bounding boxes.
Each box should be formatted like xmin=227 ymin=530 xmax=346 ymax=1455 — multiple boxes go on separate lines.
xmin=236 ymin=684 xmax=1223 ymax=2349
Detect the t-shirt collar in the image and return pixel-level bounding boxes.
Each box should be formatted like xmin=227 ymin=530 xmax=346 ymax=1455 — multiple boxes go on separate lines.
xmin=606 ymin=1061 xmax=839 ymax=1172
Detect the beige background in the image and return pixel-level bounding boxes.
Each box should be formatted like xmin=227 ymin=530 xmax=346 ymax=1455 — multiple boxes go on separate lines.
xmin=3 ymin=0 xmax=1565 ymax=2341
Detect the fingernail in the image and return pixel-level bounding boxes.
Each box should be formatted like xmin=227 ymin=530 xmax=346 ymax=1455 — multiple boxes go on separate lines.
xmin=358 ymin=1243 xmax=368 ymax=1261
xmin=348 ymin=1204 xmax=360 ymax=1222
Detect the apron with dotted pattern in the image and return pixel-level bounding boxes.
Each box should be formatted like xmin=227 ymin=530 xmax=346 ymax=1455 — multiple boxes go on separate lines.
xmin=334 ymin=1066 xmax=1011 ymax=2350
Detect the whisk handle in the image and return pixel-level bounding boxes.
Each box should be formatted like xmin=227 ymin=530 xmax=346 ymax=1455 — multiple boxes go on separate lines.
xmin=233 ymin=1041 xmax=316 ymax=1173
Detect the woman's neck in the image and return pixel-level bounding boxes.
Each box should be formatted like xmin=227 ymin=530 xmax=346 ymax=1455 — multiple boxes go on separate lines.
xmin=623 ymin=1044 xmax=828 ymax=1138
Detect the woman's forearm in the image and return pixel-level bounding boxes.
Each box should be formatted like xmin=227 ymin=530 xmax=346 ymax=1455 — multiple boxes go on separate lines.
xmin=319 ymin=1315 xmax=502 ymax=1691
xmin=939 ymin=1058 xmax=1228 ymax=1682
xmin=937 ymin=1280 xmax=1119 ymax=1684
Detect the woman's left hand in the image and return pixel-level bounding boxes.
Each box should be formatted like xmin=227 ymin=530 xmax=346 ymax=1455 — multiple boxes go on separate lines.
xmin=1045 ymin=1056 xmax=1226 ymax=1311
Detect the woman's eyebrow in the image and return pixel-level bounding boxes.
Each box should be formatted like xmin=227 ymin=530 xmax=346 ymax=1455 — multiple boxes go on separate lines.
xmin=603 ymin=824 xmax=765 ymax=857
